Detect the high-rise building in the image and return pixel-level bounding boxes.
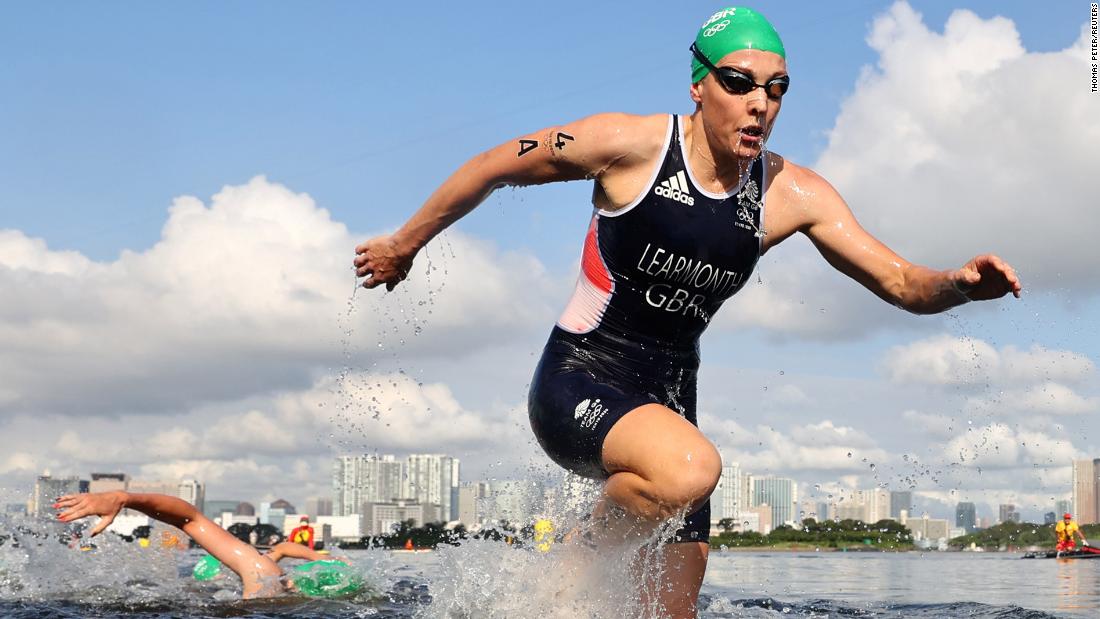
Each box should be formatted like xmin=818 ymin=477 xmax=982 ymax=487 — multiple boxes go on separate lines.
xmin=863 ymin=489 xmax=891 ymax=523
xmin=405 ymin=454 xmax=460 ymax=522
xmin=1044 ymin=512 xmax=1057 ymax=525
xmin=740 ymin=473 xmax=755 ymax=513
xmin=712 ymin=460 xmax=742 ymax=524
xmin=304 ymin=497 xmax=333 ymax=518
xmin=363 ymin=499 xmax=433 ymax=536
xmin=1055 ymin=499 xmax=1073 ymax=518
xmin=178 ymin=478 xmax=205 ymax=512
xmin=796 ymin=499 xmax=826 ymax=522
xmin=903 ymin=513 xmax=950 ymax=542
xmin=1072 ymin=459 xmax=1099 ymax=525
xmin=752 ymin=477 xmax=797 ymax=528
xmin=998 ymin=504 xmax=1020 ymax=524
xmin=128 ymin=479 xmax=177 ymax=496
xmin=742 ymin=504 xmax=773 ymax=534
xmin=259 ymin=499 xmax=294 ymax=525
xmin=457 ymin=482 xmax=490 ymax=527
xmin=955 ymin=502 xmax=977 ymax=533
xmin=332 ymin=455 xmax=405 ymax=516
xmin=890 ymin=491 xmax=912 ymax=519
xmin=833 ymin=502 xmax=865 ymax=521
xmin=32 ymin=475 xmax=87 ymax=518
xmin=89 ymin=473 xmax=128 ymax=494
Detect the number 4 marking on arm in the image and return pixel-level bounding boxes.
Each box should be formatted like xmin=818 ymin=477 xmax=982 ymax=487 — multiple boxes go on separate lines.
xmin=554 ymin=132 xmax=574 ymax=150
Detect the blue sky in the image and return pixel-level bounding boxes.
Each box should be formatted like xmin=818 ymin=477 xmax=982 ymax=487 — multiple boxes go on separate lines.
xmin=1 ymin=1 xmax=1097 ymax=522
xmin=1 ymin=1 xmax=1082 ymax=260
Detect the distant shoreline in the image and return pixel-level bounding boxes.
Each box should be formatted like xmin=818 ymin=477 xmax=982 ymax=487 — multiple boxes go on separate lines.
xmin=712 ymin=545 xmax=907 ymax=553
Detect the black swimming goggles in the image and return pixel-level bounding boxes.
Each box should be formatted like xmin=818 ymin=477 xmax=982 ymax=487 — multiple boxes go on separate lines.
xmin=690 ymin=43 xmax=790 ymax=99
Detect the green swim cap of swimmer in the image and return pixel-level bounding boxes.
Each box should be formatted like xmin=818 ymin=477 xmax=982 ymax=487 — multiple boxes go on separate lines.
xmin=691 ymin=7 xmax=786 ymax=84
xmin=192 ymin=554 xmax=222 ymax=581
xmin=292 ymin=560 xmax=364 ymax=598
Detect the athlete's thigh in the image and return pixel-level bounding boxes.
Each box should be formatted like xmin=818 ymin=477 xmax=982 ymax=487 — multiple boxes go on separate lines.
xmin=601 ymin=403 xmax=719 ymax=483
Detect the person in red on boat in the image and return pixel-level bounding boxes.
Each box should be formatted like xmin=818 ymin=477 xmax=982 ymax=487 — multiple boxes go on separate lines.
xmin=1055 ymin=513 xmax=1088 ymax=552
xmin=289 ymin=515 xmax=316 ymax=550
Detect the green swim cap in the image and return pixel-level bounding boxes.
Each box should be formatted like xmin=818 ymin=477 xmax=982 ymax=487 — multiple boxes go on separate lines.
xmin=192 ymin=554 xmax=222 ymax=581
xmin=692 ymin=7 xmax=786 ymax=84
xmin=291 ymin=560 xmax=364 ymax=598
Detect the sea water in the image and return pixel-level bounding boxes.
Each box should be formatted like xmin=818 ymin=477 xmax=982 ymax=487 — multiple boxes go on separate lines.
xmin=3 ymin=514 xmax=1098 ymax=619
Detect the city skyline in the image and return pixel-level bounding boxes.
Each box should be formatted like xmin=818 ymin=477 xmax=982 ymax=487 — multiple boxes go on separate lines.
xmin=10 ymin=449 xmax=1084 ymax=530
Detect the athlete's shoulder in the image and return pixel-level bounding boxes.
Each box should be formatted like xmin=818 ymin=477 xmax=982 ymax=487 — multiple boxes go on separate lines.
xmin=578 ymin=112 xmax=669 ymax=135
xmin=766 ymin=154 xmax=835 ymax=196
xmin=556 ymin=112 xmax=670 ymax=177
xmin=569 ymin=112 xmax=670 ymax=155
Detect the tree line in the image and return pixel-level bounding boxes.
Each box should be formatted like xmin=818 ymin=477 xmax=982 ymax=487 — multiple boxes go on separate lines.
xmin=712 ymin=518 xmax=914 ymax=550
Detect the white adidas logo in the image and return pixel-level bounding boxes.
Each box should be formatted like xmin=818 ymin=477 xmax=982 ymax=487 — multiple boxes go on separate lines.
xmin=653 ymin=170 xmax=695 ymax=206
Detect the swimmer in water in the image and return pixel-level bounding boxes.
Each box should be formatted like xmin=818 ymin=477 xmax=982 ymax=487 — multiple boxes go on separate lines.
xmin=353 ymin=6 xmax=1021 ymax=617
xmin=54 ymin=491 xmax=351 ymax=599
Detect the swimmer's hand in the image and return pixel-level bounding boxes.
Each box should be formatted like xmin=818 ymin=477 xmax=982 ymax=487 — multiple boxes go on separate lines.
xmin=950 ymin=254 xmax=1022 ymax=301
xmin=55 ymin=491 xmax=126 ymax=537
xmin=354 ymin=234 xmax=415 ymax=291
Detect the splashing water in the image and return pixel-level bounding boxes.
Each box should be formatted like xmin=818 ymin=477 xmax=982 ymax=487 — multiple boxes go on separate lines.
xmin=417 ymin=475 xmax=689 ymax=619
xmin=0 ymin=514 xmax=392 ymax=615
xmin=332 ymin=232 xmax=456 ymax=454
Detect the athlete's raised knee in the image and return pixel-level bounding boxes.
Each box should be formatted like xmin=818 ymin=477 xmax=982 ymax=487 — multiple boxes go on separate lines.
xmin=649 ymin=440 xmax=721 ymax=514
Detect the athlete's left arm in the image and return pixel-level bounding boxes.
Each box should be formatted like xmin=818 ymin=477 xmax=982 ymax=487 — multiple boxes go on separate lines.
xmin=783 ymin=165 xmax=1021 ymax=314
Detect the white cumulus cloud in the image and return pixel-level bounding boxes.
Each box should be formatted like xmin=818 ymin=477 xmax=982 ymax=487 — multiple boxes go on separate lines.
xmin=816 ymin=2 xmax=1099 ymax=293
xmin=0 ymin=176 xmax=558 ymax=418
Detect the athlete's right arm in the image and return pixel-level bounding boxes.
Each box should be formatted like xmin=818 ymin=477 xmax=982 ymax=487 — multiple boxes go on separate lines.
xmin=353 ymin=113 xmax=652 ymax=290
xmin=266 ymin=540 xmax=350 ymax=564
xmin=57 ymin=491 xmax=283 ymax=597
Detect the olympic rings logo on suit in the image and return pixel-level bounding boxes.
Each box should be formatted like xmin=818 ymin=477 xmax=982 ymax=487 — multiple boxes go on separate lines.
xmin=703 ymin=20 xmax=730 ymax=38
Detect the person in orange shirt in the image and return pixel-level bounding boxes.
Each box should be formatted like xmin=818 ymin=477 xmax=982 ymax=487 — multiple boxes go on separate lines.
xmin=1055 ymin=513 xmax=1088 ymax=552
xmin=289 ymin=515 xmax=316 ymax=550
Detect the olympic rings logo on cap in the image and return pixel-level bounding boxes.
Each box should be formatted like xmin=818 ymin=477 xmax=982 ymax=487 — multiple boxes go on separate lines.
xmin=701 ymin=8 xmax=736 ymax=29
xmin=704 ymin=20 xmax=730 ymax=37
xmin=703 ymin=20 xmax=730 ymax=37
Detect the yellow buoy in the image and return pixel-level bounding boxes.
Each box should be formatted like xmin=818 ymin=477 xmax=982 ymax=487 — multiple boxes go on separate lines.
xmin=533 ymin=518 xmax=554 ymax=553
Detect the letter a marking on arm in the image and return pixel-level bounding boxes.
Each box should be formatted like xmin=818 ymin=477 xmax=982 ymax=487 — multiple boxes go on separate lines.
xmin=518 ymin=139 xmax=539 ymax=157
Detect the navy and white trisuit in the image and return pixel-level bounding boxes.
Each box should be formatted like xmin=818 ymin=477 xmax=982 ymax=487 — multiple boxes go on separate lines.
xmin=528 ymin=114 xmax=766 ymax=542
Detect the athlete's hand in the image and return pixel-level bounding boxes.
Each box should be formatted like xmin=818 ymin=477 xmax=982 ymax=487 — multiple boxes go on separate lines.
xmin=950 ymin=254 xmax=1022 ymax=301
xmin=55 ymin=491 xmax=126 ymax=537
xmin=354 ymin=235 xmax=416 ymax=291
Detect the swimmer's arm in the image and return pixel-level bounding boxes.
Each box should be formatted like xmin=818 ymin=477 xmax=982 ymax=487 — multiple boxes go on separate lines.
xmin=403 ymin=113 xmax=647 ymax=249
xmin=356 ymin=113 xmax=654 ymax=288
xmin=267 ymin=541 xmax=350 ymax=564
xmin=788 ymin=166 xmax=1021 ymax=314
xmin=57 ymin=491 xmax=282 ymax=597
